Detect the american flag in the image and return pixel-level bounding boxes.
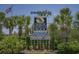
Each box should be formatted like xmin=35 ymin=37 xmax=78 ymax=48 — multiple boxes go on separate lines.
xmin=5 ymin=6 xmax=12 ymax=14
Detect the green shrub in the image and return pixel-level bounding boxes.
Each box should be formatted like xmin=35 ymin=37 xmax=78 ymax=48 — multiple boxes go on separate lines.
xmin=57 ymin=41 xmax=79 ymax=54
xmin=0 ymin=35 xmax=26 ymax=54
xmin=0 ymin=34 xmax=4 ymax=41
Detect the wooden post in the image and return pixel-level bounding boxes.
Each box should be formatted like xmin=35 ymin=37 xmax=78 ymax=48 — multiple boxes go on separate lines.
xmin=37 ymin=40 xmax=38 ymax=50
xmin=40 ymin=40 xmax=41 ymax=50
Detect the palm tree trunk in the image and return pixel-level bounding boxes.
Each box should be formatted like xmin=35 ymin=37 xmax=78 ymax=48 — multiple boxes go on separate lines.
xmin=0 ymin=23 xmax=2 ymax=35
xmin=25 ymin=25 xmax=30 ymax=50
xmin=18 ymin=26 xmax=22 ymax=38
xmin=9 ymin=29 xmax=12 ymax=35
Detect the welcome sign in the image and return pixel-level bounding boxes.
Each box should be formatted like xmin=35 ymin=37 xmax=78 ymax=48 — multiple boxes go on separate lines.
xmin=30 ymin=16 xmax=49 ymax=40
xmin=34 ymin=16 xmax=47 ymax=31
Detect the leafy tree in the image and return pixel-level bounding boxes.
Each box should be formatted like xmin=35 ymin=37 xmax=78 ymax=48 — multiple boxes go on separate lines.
xmin=54 ymin=8 xmax=72 ymax=42
xmin=17 ymin=16 xmax=25 ymax=38
xmin=24 ymin=16 xmax=31 ymax=50
xmin=25 ymin=16 xmax=30 ymax=36
xmin=48 ymin=23 xmax=59 ymax=50
xmin=0 ymin=12 xmax=5 ymax=38
xmin=48 ymin=8 xmax=73 ymax=51
xmin=73 ymin=12 xmax=79 ymax=29
xmin=4 ymin=17 xmax=17 ymax=35
xmin=72 ymin=12 xmax=79 ymax=41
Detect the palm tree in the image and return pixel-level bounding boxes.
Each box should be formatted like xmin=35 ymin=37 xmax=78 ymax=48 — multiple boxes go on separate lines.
xmin=60 ymin=8 xmax=72 ymax=26
xmin=17 ymin=16 xmax=25 ymax=38
xmin=24 ymin=16 xmax=31 ymax=50
xmin=53 ymin=8 xmax=72 ymax=52
xmin=48 ymin=23 xmax=58 ymax=50
xmin=55 ymin=8 xmax=72 ymax=27
xmin=0 ymin=12 xmax=5 ymax=35
xmin=4 ymin=16 xmax=17 ymax=35
xmin=25 ymin=16 xmax=30 ymax=36
xmin=54 ymin=8 xmax=72 ymax=42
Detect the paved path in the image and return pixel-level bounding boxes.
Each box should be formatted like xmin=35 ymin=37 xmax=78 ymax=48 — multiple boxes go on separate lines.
xmin=21 ymin=49 xmax=57 ymax=54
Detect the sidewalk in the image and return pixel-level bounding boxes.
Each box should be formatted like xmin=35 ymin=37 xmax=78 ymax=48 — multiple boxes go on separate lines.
xmin=21 ymin=49 xmax=57 ymax=54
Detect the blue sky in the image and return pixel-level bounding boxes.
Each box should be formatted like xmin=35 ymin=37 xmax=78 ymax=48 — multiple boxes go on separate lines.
xmin=0 ymin=4 xmax=79 ymax=34
xmin=0 ymin=4 xmax=79 ymax=15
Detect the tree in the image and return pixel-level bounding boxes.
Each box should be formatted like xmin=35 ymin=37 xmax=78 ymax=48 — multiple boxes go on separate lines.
xmin=17 ymin=16 xmax=25 ymax=38
xmin=53 ymin=8 xmax=73 ymax=53
xmin=72 ymin=12 xmax=79 ymax=41
xmin=73 ymin=12 xmax=79 ymax=29
xmin=24 ymin=16 xmax=31 ymax=50
xmin=48 ymin=23 xmax=58 ymax=50
xmin=54 ymin=8 xmax=72 ymax=42
xmin=50 ymin=8 xmax=73 ymax=52
xmin=4 ymin=16 xmax=17 ymax=35
xmin=0 ymin=12 xmax=5 ymax=35
xmin=0 ymin=12 xmax=5 ymax=40
xmin=25 ymin=16 xmax=30 ymax=36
